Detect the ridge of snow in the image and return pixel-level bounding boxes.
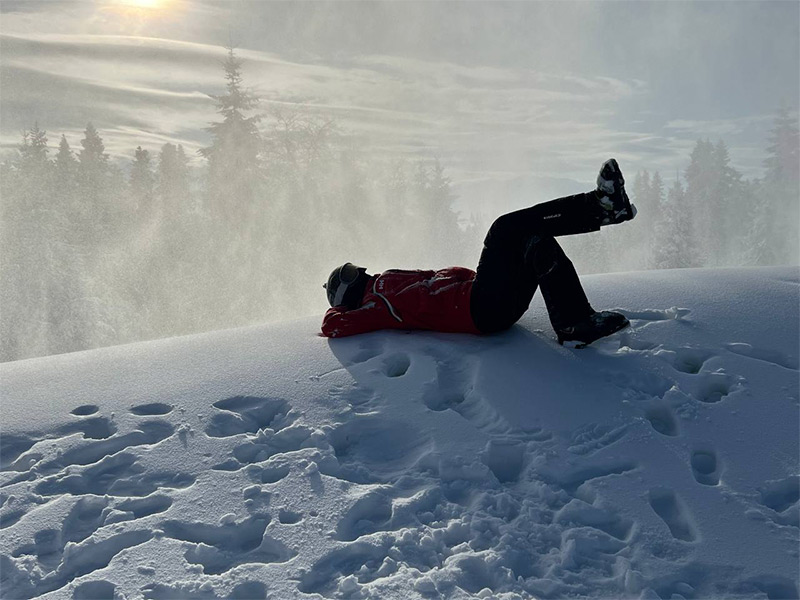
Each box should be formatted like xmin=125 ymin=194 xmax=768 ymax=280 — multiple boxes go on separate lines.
xmin=1 ymin=266 xmax=798 ymax=599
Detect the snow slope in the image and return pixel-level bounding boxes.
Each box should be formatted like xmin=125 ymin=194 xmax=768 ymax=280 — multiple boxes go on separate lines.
xmin=1 ymin=267 xmax=798 ymax=600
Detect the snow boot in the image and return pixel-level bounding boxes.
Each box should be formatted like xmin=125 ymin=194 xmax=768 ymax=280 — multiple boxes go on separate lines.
xmin=556 ymin=310 xmax=630 ymax=347
xmin=596 ymin=158 xmax=637 ymax=225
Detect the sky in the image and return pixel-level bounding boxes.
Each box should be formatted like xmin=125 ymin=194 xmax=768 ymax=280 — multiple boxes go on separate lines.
xmin=1 ymin=0 xmax=798 ymax=215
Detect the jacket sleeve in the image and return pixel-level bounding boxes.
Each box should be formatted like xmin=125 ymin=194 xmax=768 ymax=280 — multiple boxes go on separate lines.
xmin=321 ymin=301 xmax=400 ymax=338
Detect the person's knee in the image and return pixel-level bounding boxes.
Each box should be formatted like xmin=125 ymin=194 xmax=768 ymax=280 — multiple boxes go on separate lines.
xmin=485 ymin=213 xmax=515 ymax=244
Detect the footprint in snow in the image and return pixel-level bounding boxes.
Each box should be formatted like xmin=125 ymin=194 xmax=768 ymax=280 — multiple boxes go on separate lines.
xmin=644 ymin=401 xmax=680 ymax=437
xmin=725 ymin=342 xmax=799 ymax=371
xmin=1 ymin=417 xmax=124 ymax=477
xmin=327 ymin=415 xmax=432 ymax=484
xmin=334 ymin=490 xmax=393 ymax=541
xmin=379 ymin=352 xmax=411 ymax=377
xmin=422 ymin=351 xmax=520 ymax=436
xmin=554 ymin=498 xmax=634 ymax=541
xmin=37 ymin=421 xmax=175 ymax=475
xmin=758 ymin=475 xmax=800 ymax=513
xmin=72 ymin=580 xmax=118 ymax=600
xmin=278 ymin=508 xmax=302 ymax=525
xmin=35 ymin=451 xmax=196 ymax=498
xmin=483 ymin=438 xmax=525 ymax=484
xmin=9 ymin=500 xmax=153 ymax=599
xmin=539 ymin=459 xmax=638 ymax=495
xmin=348 ymin=337 xmax=386 ymax=366
xmin=161 ymin=513 xmax=294 ymax=575
xmin=1 ymin=433 xmax=41 ymax=471
xmin=245 ymin=460 xmax=291 ymax=484
xmin=648 ymin=487 xmax=697 ymax=542
xmin=230 ymin=424 xmax=315 ymax=466
xmin=756 ymin=475 xmax=799 ymax=527
xmin=690 ymin=446 xmax=721 ymax=486
xmin=568 ymin=422 xmax=629 ymax=456
xmin=421 ymin=354 xmax=472 ymax=412
xmin=0 ymin=507 xmax=27 ymax=529
xmin=204 ymin=396 xmax=293 ymax=438
xmin=142 ymin=582 xmax=220 ymax=599
xmin=230 ymin=581 xmax=268 ymax=600
xmin=742 ymin=576 xmax=800 ymax=600
xmin=57 ymin=417 xmax=117 ymax=440
xmin=327 ymin=383 xmax=379 ymax=412
xmin=297 ymin=542 xmax=391 ymax=596
xmin=4 ymin=408 xmax=114 ymax=472
xmin=655 ymin=346 xmax=714 ymax=375
xmin=694 ymin=371 xmax=739 ymax=403
xmin=130 ymin=403 xmax=173 ymax=416
xmin=71 ymin=405 xmax=99 ymax=416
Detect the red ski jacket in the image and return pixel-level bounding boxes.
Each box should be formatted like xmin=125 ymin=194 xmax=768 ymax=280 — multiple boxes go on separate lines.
xmin=321 ymin=267 xmax=480 ymax=338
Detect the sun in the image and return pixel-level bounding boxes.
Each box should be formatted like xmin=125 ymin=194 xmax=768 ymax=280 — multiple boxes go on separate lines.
xmin=115 ymin=0 xmax=162 ymax=9
xmin=104 ymin=0 xmax=176 ymax=19
xmin=122 ymin=0 xmax=159 ymax=8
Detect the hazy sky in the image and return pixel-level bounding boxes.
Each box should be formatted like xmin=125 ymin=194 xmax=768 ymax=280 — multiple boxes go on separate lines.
xmin=1 ymin=1 xmax=798 ymax=214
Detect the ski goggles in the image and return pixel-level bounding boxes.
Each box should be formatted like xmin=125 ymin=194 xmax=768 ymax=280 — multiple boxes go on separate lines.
xmin=324 ymin=262 xmax=363 ymax=307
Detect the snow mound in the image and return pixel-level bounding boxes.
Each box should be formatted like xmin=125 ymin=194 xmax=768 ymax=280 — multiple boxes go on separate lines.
xmin=1 ymin=267 xmax=798 ymax=599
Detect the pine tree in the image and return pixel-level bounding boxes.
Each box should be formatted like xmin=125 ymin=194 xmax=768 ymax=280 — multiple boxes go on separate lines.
xmin=199 ymin=45 xmax=262 ymax=227
xmin=684 ymin=139 xmax=716 ymax=265
xmin=73 ymin=123 xmax=126 ymax=348
xmin=54 ymin=134 xmax=78 ymax=191
xmin=647 ymin=171 xmax=665 ymax=267
xmin=373 ymin=160 xmax=413 ymax=265
xmin=75 ymin=122 xmax=114 ymax=244
xmin=743 ymin=180 xmax=774 ymax=265
xmin=409 ymin=161 xmax=432 ymax=266
xmin=157 ymin=143 xmax=191 ymax=219
xmin=674 ymin=175 xmax=697 ymax=267
xmin=17 ymin=122 xmax=51 ymax=177
xmin=603 ymin=170 xmax=650 ymax=272
xmin=426 ymin=158 xmax=463 ymax=266
xmin=78 ymin=122 xmax=109 ymax=174
xmin=765 ymin=104 xmax=800 ymax=182
xmin=1 ymin=124 xmax=59 ymax=359
xmin=710 ymin=140 xmax=745 ymax=264
xmin=653 ymin=175 xmax=694 ymax=269
xmin=47 ymin=134 xmax=92 ymax=356
xmin=198 ymin=45 xmax=265 ymax=324
xmin=130 ymin=146 xmax=155 ymax=215
xmin=762 ymin=105 xmax=800 ymax=264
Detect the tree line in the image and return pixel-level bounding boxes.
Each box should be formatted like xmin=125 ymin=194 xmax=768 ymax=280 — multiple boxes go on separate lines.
xmin=0 ymin=48 xmax=480 ymax=362
xmin=565 ymin=107 xmax=799 ymax=275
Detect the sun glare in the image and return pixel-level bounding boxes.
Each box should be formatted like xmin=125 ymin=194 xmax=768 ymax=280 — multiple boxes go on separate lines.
xmin=104 ymin=0 xmax=177 ymax=20
xmin=118 ymin=0 xmax=161 ymax=8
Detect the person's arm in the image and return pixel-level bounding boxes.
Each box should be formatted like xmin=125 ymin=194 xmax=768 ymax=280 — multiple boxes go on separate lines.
xmin=321 ymin=301 xmax=399 ymax=338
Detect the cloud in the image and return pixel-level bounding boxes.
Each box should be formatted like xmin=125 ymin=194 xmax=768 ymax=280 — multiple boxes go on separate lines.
xmin=664 ymin=116 xmax=772 ymax=138
xmin=0 ymin=22 xmax=786 ymax=204
xmin=1 ymin=32 xmax=651 ymax=178
xmin=0 ymin=1 xmax=75 ymax=14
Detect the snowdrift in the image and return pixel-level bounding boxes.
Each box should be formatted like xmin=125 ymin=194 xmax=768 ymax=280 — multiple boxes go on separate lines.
xmin=1 ymin=267 xmax=798 ymax=599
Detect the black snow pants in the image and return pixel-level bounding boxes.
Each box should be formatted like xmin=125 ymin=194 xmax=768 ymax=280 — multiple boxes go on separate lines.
xmin=470 ymin=191 xmax=602 ymax=334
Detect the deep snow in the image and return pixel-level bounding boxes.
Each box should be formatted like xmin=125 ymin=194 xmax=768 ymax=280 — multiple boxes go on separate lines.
xmin=1 ymin=267 xmax=798 ymax=600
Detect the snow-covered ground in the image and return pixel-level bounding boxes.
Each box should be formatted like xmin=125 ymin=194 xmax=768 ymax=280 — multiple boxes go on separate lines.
xmin=1 ymin=267 xmax=798 ymax=600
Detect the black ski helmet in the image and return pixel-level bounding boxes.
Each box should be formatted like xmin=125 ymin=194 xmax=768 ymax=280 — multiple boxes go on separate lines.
xmin=324 ymin=262 xmax=368 ymax=309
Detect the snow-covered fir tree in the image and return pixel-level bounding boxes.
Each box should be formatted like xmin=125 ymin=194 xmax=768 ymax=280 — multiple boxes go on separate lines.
xmin=130 ymin=146 xmax=155 ymax=216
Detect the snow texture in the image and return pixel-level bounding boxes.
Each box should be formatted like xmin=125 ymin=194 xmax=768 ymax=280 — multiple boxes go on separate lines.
xmin=1 ymin=267 xmax=798 ymax=600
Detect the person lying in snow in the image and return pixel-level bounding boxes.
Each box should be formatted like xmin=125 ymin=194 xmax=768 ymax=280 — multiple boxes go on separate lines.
xmin=321 ymin=159 xmax=637 ymax=347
